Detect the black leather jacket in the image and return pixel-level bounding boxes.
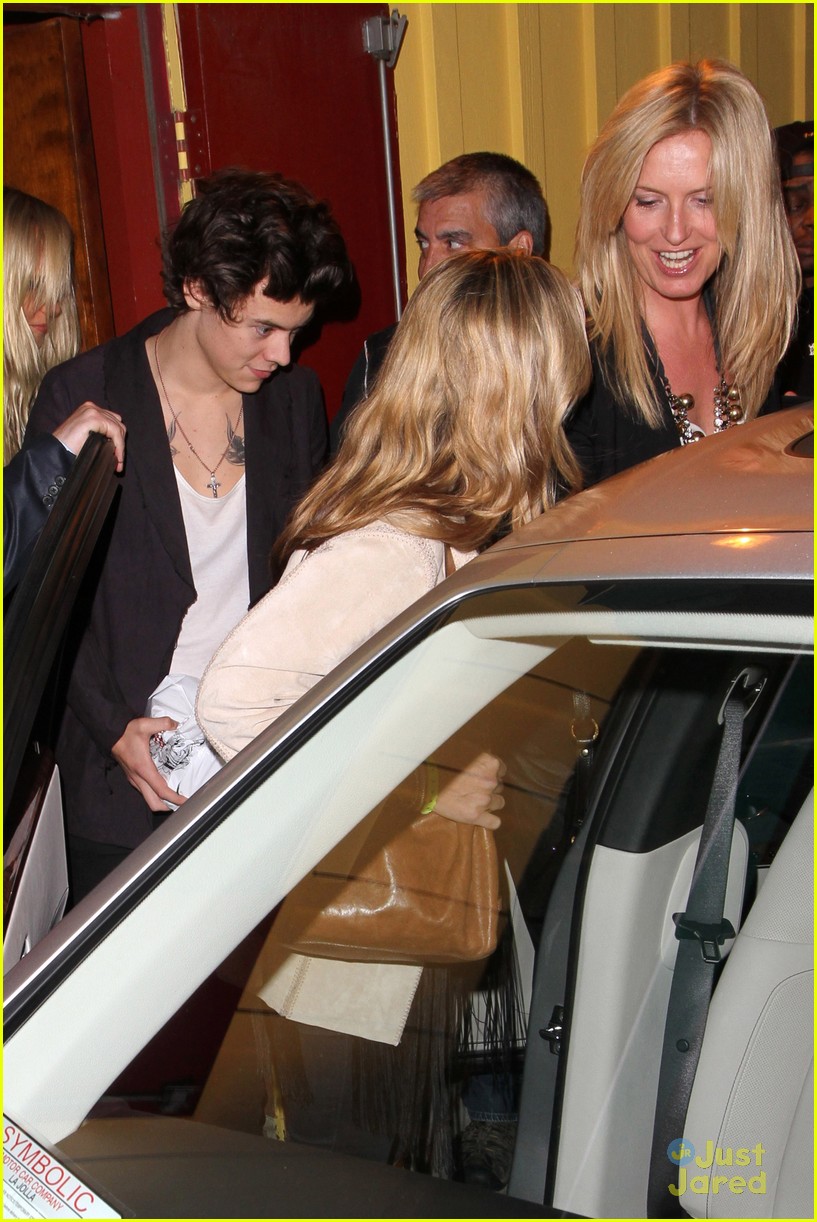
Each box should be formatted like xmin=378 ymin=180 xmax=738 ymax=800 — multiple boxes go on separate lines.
xmin=4 ymin=433 xmax=75 ymax=589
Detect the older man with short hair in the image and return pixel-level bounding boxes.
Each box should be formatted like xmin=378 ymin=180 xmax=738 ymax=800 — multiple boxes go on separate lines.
xmin=331 ymin=152 xmax=549 ymax=452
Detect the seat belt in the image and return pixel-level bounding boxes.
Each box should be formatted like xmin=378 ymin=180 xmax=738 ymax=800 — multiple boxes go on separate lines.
xmin=646 ymin=688 xmax=748 ymax=1217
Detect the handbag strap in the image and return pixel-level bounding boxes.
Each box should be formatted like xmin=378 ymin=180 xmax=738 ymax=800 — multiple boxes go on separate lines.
xmin=444 ymin=544 xmax=455 ymax=579
xmin=569 ymin=690 xmax=599 ymax=834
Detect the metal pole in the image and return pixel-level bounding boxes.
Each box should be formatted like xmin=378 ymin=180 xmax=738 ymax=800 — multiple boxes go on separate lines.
xmin=377 ymin=57 xmax=403 ymax=321
xmin=363 ymin=11 xmax=408 ymax=322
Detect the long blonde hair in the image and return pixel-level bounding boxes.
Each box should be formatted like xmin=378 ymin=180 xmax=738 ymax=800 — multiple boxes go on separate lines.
xmin=280 ymin=250 xmax=591 ymax=558
xmin=4 ymin=187 xmax=80 ymax=459
xmin=576 ymin=59 xmax=799 ymax=425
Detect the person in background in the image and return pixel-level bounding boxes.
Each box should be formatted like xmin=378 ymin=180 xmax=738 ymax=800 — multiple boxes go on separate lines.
xmin=4 ymin=186 xmax=81 ymax=459
xmin=3 ymin=187 xmax=125 ymax=587
xmin=197 ymin=248 xmax=590 ymax=1178
xmin=774 ymin=120 xmax=813 ymax=402
xmin=24 ymin=168 xmax=352 ymax=901
xmin=568 ymin=59 xmax=800 ymax=488
xmin=330 ymin=151 xmax=549 ymax=453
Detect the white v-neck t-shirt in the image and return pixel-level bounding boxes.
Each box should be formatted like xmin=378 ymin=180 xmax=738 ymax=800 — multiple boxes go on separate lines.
xmin=169 ymin=467 xmax=251 ymax=681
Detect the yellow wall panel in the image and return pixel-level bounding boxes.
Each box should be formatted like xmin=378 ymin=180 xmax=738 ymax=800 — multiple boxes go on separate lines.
xmin=512 ymin=4 xmax=546 ymax=181
xmin=427 ymin=5 xmax=466 ymax=159
xmin=754 ymin=5 xmax=802 ymax=125
xmin=685 ymin=6 xmax=733 ymax=63
xmin=535 ymin=4 xmax=596 ymax=270
xmin=606 ymin=5 xmax=667 ymax=97
xmin=737 ymin=3 xmax=759 ymax=84
xmin=452 ymin=6 xmax=514 ymax=151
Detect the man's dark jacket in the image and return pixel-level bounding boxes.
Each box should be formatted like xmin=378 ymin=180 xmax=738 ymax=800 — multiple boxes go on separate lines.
xmin=330 ymin=323 xmax=395 ymax=455
xmin=25 ymin=309 xmax=328 ymax=848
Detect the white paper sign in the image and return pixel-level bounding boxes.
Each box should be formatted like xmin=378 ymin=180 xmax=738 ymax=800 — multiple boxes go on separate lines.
xmin=4 ymin=765 xmax=68 ymax=972
xmin=3 ymin=1118 xmax=121 ymax=1219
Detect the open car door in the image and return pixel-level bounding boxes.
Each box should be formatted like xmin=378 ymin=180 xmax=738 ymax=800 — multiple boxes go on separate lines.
xmin=4 ymin=433 xmax=119 ymax=968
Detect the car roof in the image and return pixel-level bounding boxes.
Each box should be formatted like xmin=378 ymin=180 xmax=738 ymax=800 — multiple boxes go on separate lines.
xmin=462 ymin=405 xmax=814 ymax=590
xmin=499 ymin=405 xmax=814 ymax=552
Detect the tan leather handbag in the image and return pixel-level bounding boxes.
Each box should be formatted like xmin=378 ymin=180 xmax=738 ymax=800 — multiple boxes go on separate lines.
xmin=275 ymin=784 xmax=501 ymax=965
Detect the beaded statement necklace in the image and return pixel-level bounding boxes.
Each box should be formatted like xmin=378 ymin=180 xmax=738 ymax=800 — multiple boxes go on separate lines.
xmin=662 ymin=375 xmax=743 ymax=446
xmin=154 ymin=336 xmax=244 ymax=497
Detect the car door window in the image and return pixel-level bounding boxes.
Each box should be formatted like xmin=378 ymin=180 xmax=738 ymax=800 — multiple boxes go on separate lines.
xmin=6 ymin=588 xmax=810 ymax=1216
xmin=72 ymin=626 xmax=640 ymax=1180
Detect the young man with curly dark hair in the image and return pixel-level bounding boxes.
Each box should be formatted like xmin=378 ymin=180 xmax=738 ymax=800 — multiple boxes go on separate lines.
xmin=25 ymin=168 xmax=352 ymax=900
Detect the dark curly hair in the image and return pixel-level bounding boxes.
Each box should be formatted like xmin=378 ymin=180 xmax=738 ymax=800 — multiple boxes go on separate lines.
xmin=162 ymin=167 xmax=352 ymax=318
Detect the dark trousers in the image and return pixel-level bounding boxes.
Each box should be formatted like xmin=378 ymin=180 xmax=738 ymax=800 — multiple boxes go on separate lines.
xmin=66 ymin=813 xmax=170 ymax=906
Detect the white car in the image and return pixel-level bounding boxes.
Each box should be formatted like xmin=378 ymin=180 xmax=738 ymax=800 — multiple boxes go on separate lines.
xmin=4 ymin=406 xmax=813 ymax=1220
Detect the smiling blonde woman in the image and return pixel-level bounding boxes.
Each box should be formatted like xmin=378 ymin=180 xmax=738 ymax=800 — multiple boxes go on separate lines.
xmin=569 ymin=59 xmax=800 ymax=486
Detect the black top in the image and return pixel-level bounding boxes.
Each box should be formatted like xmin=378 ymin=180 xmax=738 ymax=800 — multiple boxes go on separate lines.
xmin=566 ymin=337 xmax=782 ymax=490
xmin=330 ymin=323 xmax=396 ymax=455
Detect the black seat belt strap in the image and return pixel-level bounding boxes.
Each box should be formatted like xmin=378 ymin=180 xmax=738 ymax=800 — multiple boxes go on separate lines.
xmin=647 ymin=691 xmax=746 ymax=1217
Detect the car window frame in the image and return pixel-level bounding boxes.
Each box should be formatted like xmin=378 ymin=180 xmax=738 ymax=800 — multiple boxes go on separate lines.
xmin=4 ymin=433 xmax=119 ymax=824
xmin=4 ymin=579 xmax=811 ymax=1145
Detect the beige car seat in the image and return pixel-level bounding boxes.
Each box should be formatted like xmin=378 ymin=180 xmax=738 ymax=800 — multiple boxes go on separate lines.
xmin=681 ymin=790 xmax=814 ymax=1218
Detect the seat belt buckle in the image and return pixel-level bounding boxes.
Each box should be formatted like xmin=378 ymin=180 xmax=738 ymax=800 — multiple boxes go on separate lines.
xmin=672 ymin=912 xmax=736 ymax=963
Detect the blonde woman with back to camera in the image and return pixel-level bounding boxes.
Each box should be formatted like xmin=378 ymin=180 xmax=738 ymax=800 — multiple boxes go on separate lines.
xmin=196 ymin=250 xmax=591 ymax=1168
xmin=3 ymin=187 xmax=125 ymax=585
xmin=567 ymin=59 xmax=800 ymax=487
xmin=198 ymin=249 xmax=590 ymax=763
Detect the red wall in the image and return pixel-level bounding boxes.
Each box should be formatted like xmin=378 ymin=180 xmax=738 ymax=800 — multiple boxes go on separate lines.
xmin=82 ymin=11 xmax=166 ymax=333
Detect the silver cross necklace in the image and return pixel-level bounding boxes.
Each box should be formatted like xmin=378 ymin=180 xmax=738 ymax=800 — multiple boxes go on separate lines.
xmin=154 ymin=335 xmax=244 ymax=497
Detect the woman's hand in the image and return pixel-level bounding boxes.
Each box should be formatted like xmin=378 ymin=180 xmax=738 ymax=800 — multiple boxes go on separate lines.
xmin=112 ymin=716 xmax=187 ymax=811
xmin=435 ymin=751 xmax=506 ymax=830
xmin=54 ymin=402 xmax=127 ymax=472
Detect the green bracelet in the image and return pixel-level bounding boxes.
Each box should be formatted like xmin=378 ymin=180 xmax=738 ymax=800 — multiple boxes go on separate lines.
xmin=420 ymin=763 xmax=439 ymax=814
